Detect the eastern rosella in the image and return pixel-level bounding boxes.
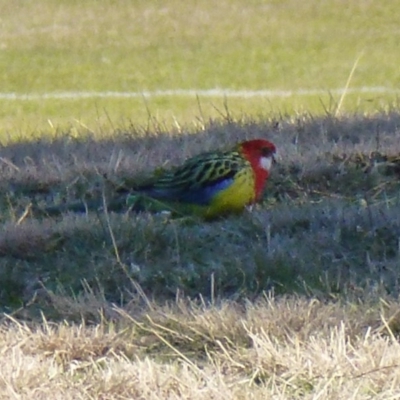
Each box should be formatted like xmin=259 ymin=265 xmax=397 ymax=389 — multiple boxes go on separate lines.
xmin=37 ymin=139 xmax=276 ymax=219
xmin=129 ymin=139 xmax=277 ymax=219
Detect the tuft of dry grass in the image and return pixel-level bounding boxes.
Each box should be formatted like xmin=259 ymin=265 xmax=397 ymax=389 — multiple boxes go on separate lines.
xmin=2 ymin=296 xmax=400 ymax=398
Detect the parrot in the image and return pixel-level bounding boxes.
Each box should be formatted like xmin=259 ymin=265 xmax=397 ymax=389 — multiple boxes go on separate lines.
xmin=126 ymin=138 xmax=277 ymax=219
xmin=37 ymin=139 xmax=277 ymax=220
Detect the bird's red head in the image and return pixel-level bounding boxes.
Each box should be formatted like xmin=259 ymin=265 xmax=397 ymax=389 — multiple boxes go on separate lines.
xmin=239 ymin=139 xmax=277 ymax=201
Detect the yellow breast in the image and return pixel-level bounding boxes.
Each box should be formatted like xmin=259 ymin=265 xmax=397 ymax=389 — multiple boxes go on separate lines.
xmin=203 ymin=167 xmax=255 ymax=219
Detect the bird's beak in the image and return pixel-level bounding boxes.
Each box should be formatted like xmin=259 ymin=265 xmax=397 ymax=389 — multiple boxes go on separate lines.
xmin=272 ymin=151 xmax=278 ymax=165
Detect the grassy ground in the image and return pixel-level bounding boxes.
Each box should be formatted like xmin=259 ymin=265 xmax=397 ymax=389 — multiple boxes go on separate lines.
xmin=1 ymin=0 xmax=400 ymax=136
xmin=1 ymin=112 xmax=400 ymax=397
xmin=2 ymin=0 xmax=400 ymax=397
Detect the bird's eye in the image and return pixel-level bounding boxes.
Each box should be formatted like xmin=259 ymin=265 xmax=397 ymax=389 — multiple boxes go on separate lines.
xmin=261 ymin=147 xmax=274 ymax=157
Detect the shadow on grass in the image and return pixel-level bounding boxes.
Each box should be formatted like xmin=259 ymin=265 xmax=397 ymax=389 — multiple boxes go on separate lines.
xmin=0 ymin=111 xmax=400 ymax=321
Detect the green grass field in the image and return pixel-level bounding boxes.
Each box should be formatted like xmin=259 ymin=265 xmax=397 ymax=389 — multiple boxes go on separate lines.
xmin=1 ymin=0 xmax=400 ymax=137
xmin=2 ymin=1 xmax=400 ymax=398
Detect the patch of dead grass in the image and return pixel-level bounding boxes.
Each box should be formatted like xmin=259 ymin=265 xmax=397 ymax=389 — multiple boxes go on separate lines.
xmin=1 ymin=297 xmax=400 ymax=398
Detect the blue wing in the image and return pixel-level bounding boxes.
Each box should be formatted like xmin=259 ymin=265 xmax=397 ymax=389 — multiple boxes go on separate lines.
xmin=168 ymin=176 xmax=235 ymax=205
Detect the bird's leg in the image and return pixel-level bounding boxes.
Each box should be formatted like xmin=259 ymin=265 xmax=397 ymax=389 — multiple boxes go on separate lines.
xmin=245 ymin=204 xmax=254 ymax=212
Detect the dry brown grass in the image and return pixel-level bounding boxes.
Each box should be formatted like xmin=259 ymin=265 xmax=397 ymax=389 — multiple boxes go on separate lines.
xmin=2 ymin=296 xmax=400 ymax=399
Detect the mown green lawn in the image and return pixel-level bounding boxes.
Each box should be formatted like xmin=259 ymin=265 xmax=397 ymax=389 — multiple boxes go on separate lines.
xmin=1 ymin=0 xmax=399 ymax=137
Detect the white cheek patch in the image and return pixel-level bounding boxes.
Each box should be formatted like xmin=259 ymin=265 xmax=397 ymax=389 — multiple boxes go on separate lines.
xmin=259 ymin=156 xmax=273 ymax=171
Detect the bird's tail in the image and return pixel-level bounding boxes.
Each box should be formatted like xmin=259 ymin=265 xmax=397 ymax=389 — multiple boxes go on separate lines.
xmin=32 ymin=194 xmax=131 ymax=217
xmin=31 ymin=192 xmax=189 ymax=218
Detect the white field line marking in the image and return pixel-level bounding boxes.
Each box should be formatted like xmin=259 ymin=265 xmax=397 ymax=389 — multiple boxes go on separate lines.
xmin=0 ymin=87 xmax=399 ymax=100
